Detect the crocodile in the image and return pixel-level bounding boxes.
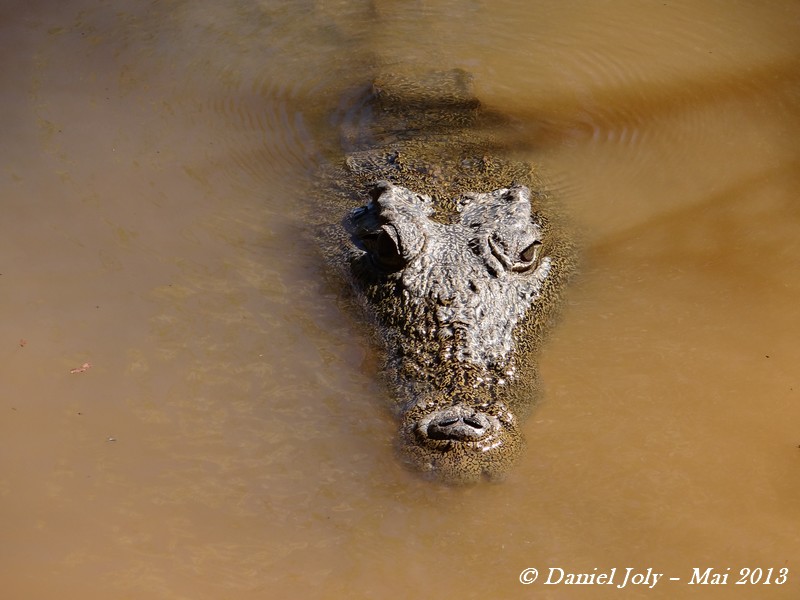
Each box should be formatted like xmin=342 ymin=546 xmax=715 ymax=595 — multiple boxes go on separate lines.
xmin=318 ymin=69 xmax=575 ymax=483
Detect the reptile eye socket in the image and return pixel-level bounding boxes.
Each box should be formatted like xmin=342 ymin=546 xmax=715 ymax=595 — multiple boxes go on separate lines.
xmin=362 ymin=226 xmax=406 ymax=272
xmin=520 ymin=240 xmax=541 ymax=263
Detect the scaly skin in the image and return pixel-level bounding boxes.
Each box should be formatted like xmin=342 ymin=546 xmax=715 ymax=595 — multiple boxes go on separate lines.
xmin=319 ymin=70 xmax=576 ymax=483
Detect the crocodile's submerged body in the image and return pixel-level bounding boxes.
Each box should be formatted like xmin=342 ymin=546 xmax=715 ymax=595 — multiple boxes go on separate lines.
xmin=319 ymin=70 xmax=575 ymax=483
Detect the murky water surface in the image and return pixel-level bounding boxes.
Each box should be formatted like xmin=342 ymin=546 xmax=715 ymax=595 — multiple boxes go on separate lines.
xmin=2 ymin=1 xmax=798 ymax=598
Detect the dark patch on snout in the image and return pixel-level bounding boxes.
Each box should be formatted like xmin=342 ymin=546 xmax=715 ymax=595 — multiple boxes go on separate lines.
xmin=400 ymin=401 xmax=524 ymax=484
xmin=426 ymin=408 xmax=490 ymax=441
xmin=415 ymin=404 xmax=499 ymax=445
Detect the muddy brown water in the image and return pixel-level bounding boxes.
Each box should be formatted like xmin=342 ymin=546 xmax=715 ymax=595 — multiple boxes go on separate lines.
xmin=2 ymin=0 xmax=799 ymax=598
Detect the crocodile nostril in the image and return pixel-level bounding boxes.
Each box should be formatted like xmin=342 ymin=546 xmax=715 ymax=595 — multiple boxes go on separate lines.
xmin=426 ymin=411 xmax=491 ymax=441
xmin=462 ymin=416 xmax=485 ymax=430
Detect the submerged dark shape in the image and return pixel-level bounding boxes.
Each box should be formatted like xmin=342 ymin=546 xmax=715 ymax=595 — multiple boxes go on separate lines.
xmin=319 ymin=69 xmax=575 ymax=483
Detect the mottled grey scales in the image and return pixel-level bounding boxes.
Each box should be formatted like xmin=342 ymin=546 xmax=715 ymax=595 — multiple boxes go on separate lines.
xmin=317 ymin=69 xmax=576 ymax=483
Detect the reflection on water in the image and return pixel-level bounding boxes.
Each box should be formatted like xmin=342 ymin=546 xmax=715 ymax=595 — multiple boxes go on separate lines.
xmin=1 ymin=0 xmax=798 ymax=598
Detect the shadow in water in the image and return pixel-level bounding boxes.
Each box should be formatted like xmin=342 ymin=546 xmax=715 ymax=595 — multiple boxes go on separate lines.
xmin=500 ymin=57 xmax=800 ymax=150
xmin=590 ymin=160 xmax=800 ymax=300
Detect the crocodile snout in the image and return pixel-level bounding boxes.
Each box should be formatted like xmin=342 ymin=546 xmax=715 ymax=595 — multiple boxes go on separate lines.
xmin=425 ymin=407 xmax=491 ymax=441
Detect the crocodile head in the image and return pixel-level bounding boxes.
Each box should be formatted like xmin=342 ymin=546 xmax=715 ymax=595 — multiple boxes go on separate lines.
xmin=345 ymin=180 xmax=553 ymax=483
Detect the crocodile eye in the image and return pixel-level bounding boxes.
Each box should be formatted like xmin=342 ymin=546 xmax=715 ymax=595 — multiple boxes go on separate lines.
xmin=519 ymin=240 xmax=541 ymax=263
xmin=362 ymin=226 xmax=406 ymax=272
